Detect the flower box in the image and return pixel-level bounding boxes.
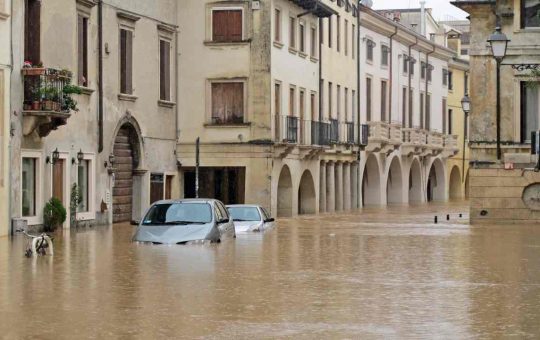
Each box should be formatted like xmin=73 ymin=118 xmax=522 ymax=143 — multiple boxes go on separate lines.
xmin=22 ymin=68 xmax=46 ymax=76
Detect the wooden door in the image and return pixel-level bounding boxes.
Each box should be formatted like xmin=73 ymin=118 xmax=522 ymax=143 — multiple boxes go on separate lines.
xmin=52 ymin=159 xmax=64 ymax=203
xmin=113 ymin=128 xmax=133 ymax=223
xmin=165 ymin=175 xmax=173 ymax=200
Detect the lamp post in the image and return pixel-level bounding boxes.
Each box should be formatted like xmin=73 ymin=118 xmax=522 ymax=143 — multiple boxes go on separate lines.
xmin=461 ymin=94 xmax=470 ymax=182
xmin=487 ymin=26 xmax=509 ymax=161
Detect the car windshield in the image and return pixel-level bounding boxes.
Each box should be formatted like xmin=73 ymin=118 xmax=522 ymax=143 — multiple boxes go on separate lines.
xmin=228 ymin=207 xmax=261 ymax=222
xmin=142 ymin=203 xmax=212 ymax=225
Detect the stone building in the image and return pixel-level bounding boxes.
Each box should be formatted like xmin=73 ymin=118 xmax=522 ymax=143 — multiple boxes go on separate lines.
xmin=0 ymin=0 xmax=10 ymax=237
xmin=10 ymin=0 xmax=180 ymax=231
xmin=453 ymin=0 xmax=540 ymax=223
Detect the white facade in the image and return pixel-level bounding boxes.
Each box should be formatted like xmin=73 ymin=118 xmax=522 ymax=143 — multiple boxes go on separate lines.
xmin=0 ymin=0 xmax=10 ymax=236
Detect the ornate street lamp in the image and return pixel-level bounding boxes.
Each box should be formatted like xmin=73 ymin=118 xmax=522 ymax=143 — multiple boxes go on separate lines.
xmin=487 ymin=26 xmax=510 ymax=161
xmin=47 ymin=148 xmax=60 ymax=165
xmin=461 ymin=94 xmax=471 ymax=115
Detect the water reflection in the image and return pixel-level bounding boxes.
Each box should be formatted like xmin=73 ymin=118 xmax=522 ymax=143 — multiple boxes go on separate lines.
xmin=1 ymin=202 xmax=540 ymax=338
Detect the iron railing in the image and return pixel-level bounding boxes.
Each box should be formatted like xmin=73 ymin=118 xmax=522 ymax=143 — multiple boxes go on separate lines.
xmin=360 ymin=124 xmax=369 ymax=146
xmin=286 ymin=116 xmax=298 ymax=143
xmin=311 ymin=121 xmax=331 ymax=146
xmin=346 ymin=122 xmax=355 ymax=144
xmin=23 ymin=68 xmax=71 ymax=112
xmin=329 ymin=119 xmax=339 ymax=144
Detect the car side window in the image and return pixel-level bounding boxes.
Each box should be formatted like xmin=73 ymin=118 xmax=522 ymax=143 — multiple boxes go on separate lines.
xmin=260 ymin=208 xmax=269 ymax=220
xmin=262 ymin=208 xmax=271 ymax=220
xmin=217 ymin=202 xmax=229 ymax=220
xmin=214 ymin=205 xmax=223 ymax=221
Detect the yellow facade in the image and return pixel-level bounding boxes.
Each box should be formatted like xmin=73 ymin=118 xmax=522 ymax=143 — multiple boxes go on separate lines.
xmin=446 ymin=58 xmax=470 ymax=199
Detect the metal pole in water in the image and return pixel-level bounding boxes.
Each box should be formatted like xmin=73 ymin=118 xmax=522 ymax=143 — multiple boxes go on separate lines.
xmin=434 ymin=216 xmax=438 ymax=224
xmin=195 ymin=137 xmax=200 ymax=198
xmin=447 ymin=214 xmax=450 ymax=221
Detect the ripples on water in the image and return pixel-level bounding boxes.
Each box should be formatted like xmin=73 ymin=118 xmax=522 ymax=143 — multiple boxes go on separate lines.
xmin=1 ymin=202 xmax=540 ymax=339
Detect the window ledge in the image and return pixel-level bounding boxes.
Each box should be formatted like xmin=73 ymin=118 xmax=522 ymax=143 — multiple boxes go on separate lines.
xmin=158 ymin=100 xmax=176 ymax=108
xmin=0 ymin=12 xmax=9 ymax=20
xmin=118 ymin=93 xmax=138 ymax=102
xmin=310 ymin=56 xmax=319 ymax=63
xmin=273 ymin=41 xmax=284 ymax=49
xmin=204 ymin=40 xmax=251 ymax=47
xmin=515 ymin=28 xmax=540 ymax=33
xmin=204 ymin=122 xmax=251 ymax=128
xmin=79 ymin=86 xmax=95 ymax=95
xmin=288 ymin=47 xmax=298 ymax=55
xmin=299 ymin=51 xmax=308 ymax=58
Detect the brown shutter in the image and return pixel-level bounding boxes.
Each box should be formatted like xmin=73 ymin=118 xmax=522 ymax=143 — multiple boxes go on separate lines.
xmin=212 ymin=11 xmax=227 ymax=42
xmin=160 ymin=40 xmax=170 ymax=101
xmin=229 ymin=10 xmax=243 ymax=42
xmin=126 ymin=30 xmax=133 ymax=94
xmin=120 ymin=29 xmax=126 ymax=93
xmin=232 ymin=83 xmax=243 ymax=123
xmin=78 ymin=16 xmax=84 ymax=85
xmin=25 ymin=0 xmax=41 ymax=64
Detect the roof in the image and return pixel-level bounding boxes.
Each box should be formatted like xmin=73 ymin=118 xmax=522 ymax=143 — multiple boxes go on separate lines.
xmin=153 ymin=199 xmax=219 ymax=205
xmin=289 ymin=0 xmax=337 ymax=18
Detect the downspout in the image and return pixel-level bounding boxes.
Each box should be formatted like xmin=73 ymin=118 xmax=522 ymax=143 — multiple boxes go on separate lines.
xmin=8 ymin=0 xmax=14 ymax=235
xmin=98 ymin=0 xmax=104 ymax=153
xmin=407 ymin=37 xmax=418 ymax=128
xmin=388 ymin=26 xmax=398 ymax=124
xmin=356 ymin=1 xmax=361 ymax=160
xmin=319 ymin=17 xmax=323 ymax=123
xmin=175 ymin=28 xmax=180 ymax=143
xmin=425 ymin=44 xmax=436 ymax=131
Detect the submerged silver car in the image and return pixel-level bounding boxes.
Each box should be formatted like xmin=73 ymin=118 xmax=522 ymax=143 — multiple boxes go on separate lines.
xmin=132 ymin=199 xmax=235 ymax=245
xmin=226 ymin=205 xmax=275 ymax=233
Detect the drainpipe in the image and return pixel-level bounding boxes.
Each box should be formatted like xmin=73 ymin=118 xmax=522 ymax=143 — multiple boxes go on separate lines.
xmin=98 ymin=0 xmax=104 ymax=153
xmin=407 ymin=37 xmax=418 ymax=128
xmin=388 ymin=26 xmax=398 ymax=124
xmin=319 ymin=17 xmax=323 ymax=123
xmin=175 ymin=28 xmax=180 ymax=143
xmin=425 ymin=44 xmax=436 ymax=131
xmin=8 ymin=0 xmax=14 ymax=235
xmin=356 ymin=1 xmax=361 ymax=160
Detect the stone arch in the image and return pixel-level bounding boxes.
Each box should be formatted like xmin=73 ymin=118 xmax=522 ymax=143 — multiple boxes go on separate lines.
xmin=362 ymin=154 xmax=381 ymax=206
xmin=409 ymin=158 xmax=423 ymax=203
xmin=112 ymin=120 xmax=143 ymax=223
xmin=110 ymin=115 xmax=144 ymax=169
xmin=277 ymin=165 xmax=293 ymax=217
xmin=298 ymin=170 xmax=316 ymax=215
xmin=427 ymin=158 xmax=446 ymax=202
xmin=449 ymin=166 xmax=463 ymax=200
xmin=386 ymin=156 xmax=404 ymax=204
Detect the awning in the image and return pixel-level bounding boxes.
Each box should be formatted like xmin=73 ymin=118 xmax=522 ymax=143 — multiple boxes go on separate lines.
xmin=290 ymin=0 xmax=338 ymax=18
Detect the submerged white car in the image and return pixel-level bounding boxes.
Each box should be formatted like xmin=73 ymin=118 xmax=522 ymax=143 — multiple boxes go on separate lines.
xmin=226 ymin=205 xmax=275 ymax=233
xmin=132 ymin=199 xmax=235 ymax=244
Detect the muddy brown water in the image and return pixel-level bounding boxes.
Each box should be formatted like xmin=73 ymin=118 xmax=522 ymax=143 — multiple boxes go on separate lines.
xmin=1 ymin=202 xmax=540 ymax=339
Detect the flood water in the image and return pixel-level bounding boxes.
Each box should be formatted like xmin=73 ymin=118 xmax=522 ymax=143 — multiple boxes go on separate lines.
xmin=1 ymin=202 xmax=540 ymax=339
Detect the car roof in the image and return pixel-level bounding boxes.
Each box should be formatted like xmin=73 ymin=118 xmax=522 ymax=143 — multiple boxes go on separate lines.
xmin=226 ymin=204 xmax=261 ymax=208
xmin=152 ymin=198 xmax=221 ymax=205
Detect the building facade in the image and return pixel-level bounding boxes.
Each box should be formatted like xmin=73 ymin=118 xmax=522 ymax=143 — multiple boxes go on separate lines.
xmin=0 ymin=0 xmax=10 ymax=237
xmin=10 ymin=0 xmax=180 ymax=232
xmin=454 ymin=0 xmax=540 ymax=224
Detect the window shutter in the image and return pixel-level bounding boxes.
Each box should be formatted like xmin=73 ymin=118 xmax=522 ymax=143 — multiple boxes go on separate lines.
xmin=231 ymin=83 xmax=244 ymax=122
xmin=120 ymin=29 xmax=127 ymax=93
xmin=126 ymin=30 xmax=133 ymax=94
xmin=212 ymin=11 xmax=227 ymax=42
xmin=78 ymin=16 xmax=84 ymax=85
xmin=229 ymin=10 xmax=243 ymax=42
xmin=212 ymin=83 xmax=225 ymax=123
xmin=160 ymin=40 xmax=171 ymax=101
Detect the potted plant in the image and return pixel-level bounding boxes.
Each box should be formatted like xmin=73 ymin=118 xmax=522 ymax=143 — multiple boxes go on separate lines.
xmin=40 ymin=86 xmax=55 ymax=111
xmin=62 ymin=84 xmax=83 ymax=112
xmin=43 ymin=197 xmax=67 ymax=232
xmin=22 ymin=61 xmax=46 ymax=76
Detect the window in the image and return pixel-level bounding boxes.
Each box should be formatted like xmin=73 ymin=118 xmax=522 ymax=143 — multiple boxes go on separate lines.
xmin=337 ymin=16 xmax=341 ymax=52
xmin=421 ymin=61 xmax=426 ymax=79
xmin=403 ymin=55 xmax=408 ymax=73
xmin=212 ymin=9 xmax=242 ymax=42
xmin=78 ymin=15 xmax=89 ymax=87
xmin=22 ymin=157 xmax=37 ymax=217
xmin=410 ymin=60 xmax=415 ymax=75
xmin=442 ymin=99 xmax=447 ymax=134
xmin=274 ymin=8 xmax=281 ymax=42
xmin=461 ymin=48 xmax=468 ymax=55
xmin=402 ymin=87 xmax=407 ymax=127
xmin=426 ymin=93 xmax=432 ymax=130
xmin=299 ymin=89 xmax=305 ymax=120
xmin=522 ymin=0 xmax=540 ymax=28
xmin=159 ymin=39 xmax=171 ymax=101
xmin=409 ymin=89 xmax=413 ymax=128
xmin=352 ymin=90 xmax=356 ymax=119
xmin=289 ymin=17 xmax=296 ymax=49
xmin=427 ymin=64 xmax=433 ymax=82
xmin=299 ymin=22 xmax=305 ymax=53
xmin=381 ymin=80 xmax=387 ymax=122
xmin=521 ymin=82 xmax=540 ymax=143
xmin=337 ymin=85 xmax=341 ymax=120
xmin=328 ymin=16 xmax=332 ymax=48
xmin=366 ymin=40 xmax=374 ymax=62
xmin=275 ymin=82 xmax=281 ymax=139
xmin=328 ymin=82 xmax=333 ymax=118
xmin=366 ymin=78 xmax=372 ymax=121
xmin=448 ymin=71 xmax=454 ymax=91
xmin=24 ymin=0 xmax=41 ymax=65
xmin=310 ymin=26 xmax=317 ymax=57
xmin=78 ymin=160 xmax=90 ymax=212
xmin=344 ymin=88 xmax=349 ymax=121
xmin=310 ymin=93 xmax=316 ymax=120
xmin=352 ymin=24 xmax=355 ymax=59
xmin=211 ymin=82 xmax=244 ymax=124
xmin=443 ymin=69 xmax=448 ymax=86
xmin=420 ymin=93 xmax=425 ymax=129
xmin=448 ymin=109 xmax=453 ymax=135
xmin=344 ymin=19 xmax=348 ymax=56
xmin=120 ymin=28 xmax=133 ymax=94
xmin=381 ymin=45 xmax=389 ymax=66
xmin=289 ymin=86 xmax=296 ymax=117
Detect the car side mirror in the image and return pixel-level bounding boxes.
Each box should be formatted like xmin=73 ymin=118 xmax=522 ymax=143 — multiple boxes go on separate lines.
xmin=217 ymin=218 xmax=229 ymax=224
xmin=130 ymin=220 xmax=140 ymax=226
xmin=265 ymin=218 xmax=275 ymax=223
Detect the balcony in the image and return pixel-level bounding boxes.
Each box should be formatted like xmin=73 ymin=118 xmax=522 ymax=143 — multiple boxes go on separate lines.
xmin=401 ymin=128 xmax=425 ymax=156
xmin=366 ymin=121 xmax=394 ymax=153
xmin=329 ymin=119 xmax=339 ymax=144
xmin=360 ymin=124 xmax=369 ymax=147
xmin=389 ymin=123 xmax=403 ymax=147
xmin=22 ymin=67 xmax=77 ymax=137
xmin=426 ymin=131 xmax=444 ymax=156
xmin=346 ymin=122 xmax=355 ymax=145
xmin=311 ymin=121 xmax=330 ymax=146
xmin=442 ymin=134 xmax=460 ymax=158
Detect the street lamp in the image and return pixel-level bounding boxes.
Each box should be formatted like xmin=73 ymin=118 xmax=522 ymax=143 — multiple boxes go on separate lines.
xmin=461 ymin=94 xmax=471 ymax=181
xmin=487 ymin=26 xmax=510 ymax=161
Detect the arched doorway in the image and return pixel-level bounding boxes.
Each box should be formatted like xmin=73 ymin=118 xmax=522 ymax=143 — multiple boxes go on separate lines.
xmin=449 ymin=166 xmax=462 ymax=200
xmin=298 ymin=170 xmax=316 ymax=215
xmin=409 ymin=158 xmax=422 ymax=203
xmin=113 ymin=124 xmax=140 ymax=223
xmin=277 ymin=165 xmax=293 ymax=217
xmin=427 ymin=158 xmax=446 ymax=202
xmin=386 ymin=156 xmax=404 ymax=204
xmin=362 ymin=154 xmax=381 ymax=206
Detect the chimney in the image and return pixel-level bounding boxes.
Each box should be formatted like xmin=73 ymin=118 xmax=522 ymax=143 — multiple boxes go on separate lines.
xmin=420 ymin=1 xmax=427 ymax=36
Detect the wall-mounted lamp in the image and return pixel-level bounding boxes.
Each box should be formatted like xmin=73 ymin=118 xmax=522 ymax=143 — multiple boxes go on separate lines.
xmin=46 ymin=148 xmax=60 ymax=164
xmin=73 ymin=149 xmax=85 ymax=165
xmin=104 ymin=154 xmax=116 ymax=175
